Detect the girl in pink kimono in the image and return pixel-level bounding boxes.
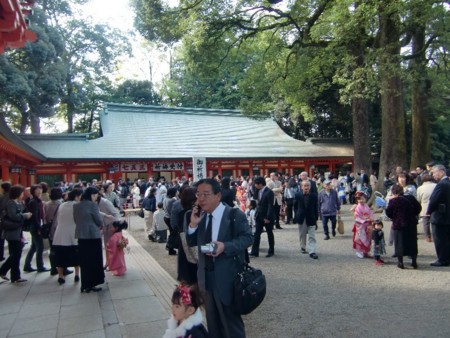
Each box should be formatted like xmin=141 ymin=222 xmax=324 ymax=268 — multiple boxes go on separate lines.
xmin=352 ymin=191 xmax=374 ymax=258
xmin=107 ymin=221 xmax=129 ymax=276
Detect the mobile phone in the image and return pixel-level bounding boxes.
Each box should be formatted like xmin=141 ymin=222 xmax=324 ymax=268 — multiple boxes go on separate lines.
xmin=196 ymin=205 xmax=202 ymax=217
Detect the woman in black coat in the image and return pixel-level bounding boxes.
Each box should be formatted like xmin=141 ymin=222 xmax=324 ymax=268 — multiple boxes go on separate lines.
xmin=176 ymin=187 xmax=198 ymax=284
xmin=385 ymin=184 xmax=422 ymax=269
xmin=0 ymin=185 xmax=32 ymax=283
xmin=24 ymin=184 xmax=49 ymax=272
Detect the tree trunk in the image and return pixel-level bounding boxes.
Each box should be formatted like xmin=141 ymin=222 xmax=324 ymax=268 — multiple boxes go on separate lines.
xmin=377 ymin=2 xmax=407 ymax=188
xmin=67 ymin=80 xmax=74 ymax=133
xmin=410 ymin=9 xmax=430 ymax=168
xmin=352 ymin=97 xmax=371 ymax=173
xmin=20 ymin=110 xmax=28 ymax=134
xmin=29 ymin=113 xmax=40 ymax=133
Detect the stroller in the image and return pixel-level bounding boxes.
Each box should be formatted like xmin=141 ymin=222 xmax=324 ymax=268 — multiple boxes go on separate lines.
xmin=374 ymin=191 xmax=391 ymax=221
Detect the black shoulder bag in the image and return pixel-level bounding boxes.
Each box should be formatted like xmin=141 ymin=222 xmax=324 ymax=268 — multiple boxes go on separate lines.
xmin=229 ymin=208 xmax=266 ymax=315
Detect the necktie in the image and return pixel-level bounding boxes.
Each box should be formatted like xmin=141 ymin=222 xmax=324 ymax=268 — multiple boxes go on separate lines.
xmin=204 ymin=214 xmax=214 ymax=271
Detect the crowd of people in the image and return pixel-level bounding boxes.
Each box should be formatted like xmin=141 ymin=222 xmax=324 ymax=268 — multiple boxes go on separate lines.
xmin=1 ymin=161 xmax=449 ymax=338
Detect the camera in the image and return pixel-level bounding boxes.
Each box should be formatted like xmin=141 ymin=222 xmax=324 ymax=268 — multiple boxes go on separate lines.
xmin=201 ymin=242 xmax=217 ymax=254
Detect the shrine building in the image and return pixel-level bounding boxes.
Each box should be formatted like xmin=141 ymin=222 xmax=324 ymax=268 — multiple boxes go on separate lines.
xmin=1 ymin=103 xmax=354 ymax=185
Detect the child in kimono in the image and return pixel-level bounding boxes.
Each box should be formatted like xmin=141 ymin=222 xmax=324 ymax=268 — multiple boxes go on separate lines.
xmin=163 ymin=283 xmax=207 ymax=338
xmin=352 ymin=191 xmax=374 ymax=258
xmin=107 ymin=220 xmax=128 ymax=276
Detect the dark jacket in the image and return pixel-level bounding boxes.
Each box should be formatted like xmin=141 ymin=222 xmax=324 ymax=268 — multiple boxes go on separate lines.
xmin=427 ymin=177 xmax=450 ymax=226
xmin=221 ymin=188 xmax=235 ymax=207
xmin=255 ymin=187 xmax=275 ymax=222
xmin=318 ymin=189 xmax=340 ymax=216
xmin=26 ymin=197 xmax=43 ymax=233
xmin=187 ymin=204 xmax=253 ymax=306
xmin=2 ymin=199 xmax=26 ymax=241
xmin=142 ymin=195 xmax=156 ymax=212
xmin=385 ymin=195 xmax=421 ymax=230
xmin=294 ymin=191 xmax=319 ymax=226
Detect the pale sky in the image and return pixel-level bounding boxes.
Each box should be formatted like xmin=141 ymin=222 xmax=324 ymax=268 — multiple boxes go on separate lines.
xmin=78 ymin=0 xmax=171 ymax=85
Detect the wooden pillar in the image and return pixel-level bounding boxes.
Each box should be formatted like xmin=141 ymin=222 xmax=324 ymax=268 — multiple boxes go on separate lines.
xmin=329 ymin=161 xmax=335 ymax=174
xmin=147 ymin=161 xmax=153 ymax=179
xmin=20 ymin=172 xmax=27 ymax=186
xmin=65 ymin=165 xmax=73 ymax=183
xmin=183 ymin=161 xmax=189 ymax=178
xmin=218 ymin=161 xmax=223 ymax=176
xmin=305 ymin=160 xmax=310 ymax=176
xmin=27 ymin=172 xmax=34 ymax=186
xmin=11 ymin=172 xmax=19 ymax=185
xmin=1 ymin=164 xmax=10 ymax=182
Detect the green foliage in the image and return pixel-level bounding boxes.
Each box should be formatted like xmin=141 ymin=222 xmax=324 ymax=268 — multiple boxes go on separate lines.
xmin=109 ymin=80 xmax=162 ymax=106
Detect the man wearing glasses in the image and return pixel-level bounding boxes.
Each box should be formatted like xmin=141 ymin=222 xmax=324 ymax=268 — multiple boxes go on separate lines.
xmin=188 ymin=178 xmax=253 ymax=338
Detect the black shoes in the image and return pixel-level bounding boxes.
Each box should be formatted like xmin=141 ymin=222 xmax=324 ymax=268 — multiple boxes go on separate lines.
xmin=397 ymin=262 xmax=405 ymax=269
xmin=58 ymin=277 xmax=65 ymax=285
xmin=275 ymin=225 xmax=283 ymax=229
xmin=37 ymin=267 xmax=50 ymax=273
xmin=23 ymin=267 xmax=37 ymax=272
xmin=81 ymin=286 xmax=102 ymax=293
xmin=430 ymin=261 xmax=449 ymax=267
xmin=324 ymin=235 xmax=330 ymax=240
xmin=249 ymin=253 xmax=259 ymax=258
xmin=74 ymin=275 xmax=80 ymax=283
xmin=301 ymin=248 xmax=307 ymax=254
xmin=12 ymin=278 xmax=27 ymax=283
xmin=265 ymin=253 xmax=274 ymax=258
xmin=168 ymin=249 xmax=177 ymax=255
xmin=310 ymin=253 xmax=319 ymax=259
xmin=332 ymin=229 xmax=336 ymax=237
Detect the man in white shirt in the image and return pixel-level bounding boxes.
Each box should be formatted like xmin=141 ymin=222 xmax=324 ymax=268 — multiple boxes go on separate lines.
xmin=187 ymin=178 xmax=253 ymax=338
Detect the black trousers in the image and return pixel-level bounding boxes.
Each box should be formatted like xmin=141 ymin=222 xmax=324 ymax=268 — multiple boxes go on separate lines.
xmin=273 ymin=201 xmax=281 ymax=226
xmin=205 ymin=274 xmax=246 ymax=338
xmin=285 ymin=198 xmax=295 ymax=223
xmin=251 ymin=219 xmax=274 ymax=255
xmin=0 ymin=240 xmax=24 ymax=282
xmin=432 ymin=223 xmax=450 ymax=264
xmin=0 ymin=237 xmax=5 ymax=259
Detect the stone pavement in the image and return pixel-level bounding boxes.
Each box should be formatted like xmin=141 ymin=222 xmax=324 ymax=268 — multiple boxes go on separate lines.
xmin=0 ymin=232 xmax=174 ymax=338
xmin=2 ymin=203 xmax=450 ymax=338
xmin=130 ymin=204 xmax=450 ymax=338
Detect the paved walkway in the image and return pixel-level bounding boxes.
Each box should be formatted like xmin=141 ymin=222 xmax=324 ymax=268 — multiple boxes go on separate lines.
xmin=0 ymin=231 xmax=174 ymax=338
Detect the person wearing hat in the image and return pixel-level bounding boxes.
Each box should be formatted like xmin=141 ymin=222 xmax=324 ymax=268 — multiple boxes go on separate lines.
xmin=318 ymin=179 xmax=341 ymax=240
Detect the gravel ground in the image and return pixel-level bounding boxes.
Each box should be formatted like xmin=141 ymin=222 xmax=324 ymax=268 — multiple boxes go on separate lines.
xmin=129 ymin=205 xmax=450 ymax=338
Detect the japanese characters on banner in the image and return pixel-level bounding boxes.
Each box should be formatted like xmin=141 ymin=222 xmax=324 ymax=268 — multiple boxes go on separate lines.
xmin=192 ymin=157 xmax=207 ymax=182
xmin=152 ymin=162 xmax=184 ymax=171
xmin=120 ymin=162 xmax=147 ymax=172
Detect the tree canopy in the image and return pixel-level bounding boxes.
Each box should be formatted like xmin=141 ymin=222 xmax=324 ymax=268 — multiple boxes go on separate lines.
xmin=132 ymin=0 xmax=450 ymax=171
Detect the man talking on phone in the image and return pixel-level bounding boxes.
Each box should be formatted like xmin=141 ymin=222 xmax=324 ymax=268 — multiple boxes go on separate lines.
xmin=187 ymin=178 xmax=253 ymax=338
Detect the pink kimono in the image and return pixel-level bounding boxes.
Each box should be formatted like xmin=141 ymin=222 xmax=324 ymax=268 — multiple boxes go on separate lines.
xmin=352 ymin=203 xmax=374 ymax=255
xmin=107 ymin=232 xmax=127 ymax=276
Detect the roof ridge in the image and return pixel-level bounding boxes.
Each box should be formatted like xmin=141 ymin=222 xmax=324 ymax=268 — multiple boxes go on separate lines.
xmin=103 ymin=102 xmax=247 ymax=117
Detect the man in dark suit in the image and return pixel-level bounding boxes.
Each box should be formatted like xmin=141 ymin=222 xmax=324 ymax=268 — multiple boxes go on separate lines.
xmin=294 ymin=180 xmax=319 ymax=259
xmin=427 ymin=164 xmax=450 ymax=267
xmin=188 ymin=178 xmax=253 ymax=338
xmin=250 ymin=176 xmax=275 ymax=258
